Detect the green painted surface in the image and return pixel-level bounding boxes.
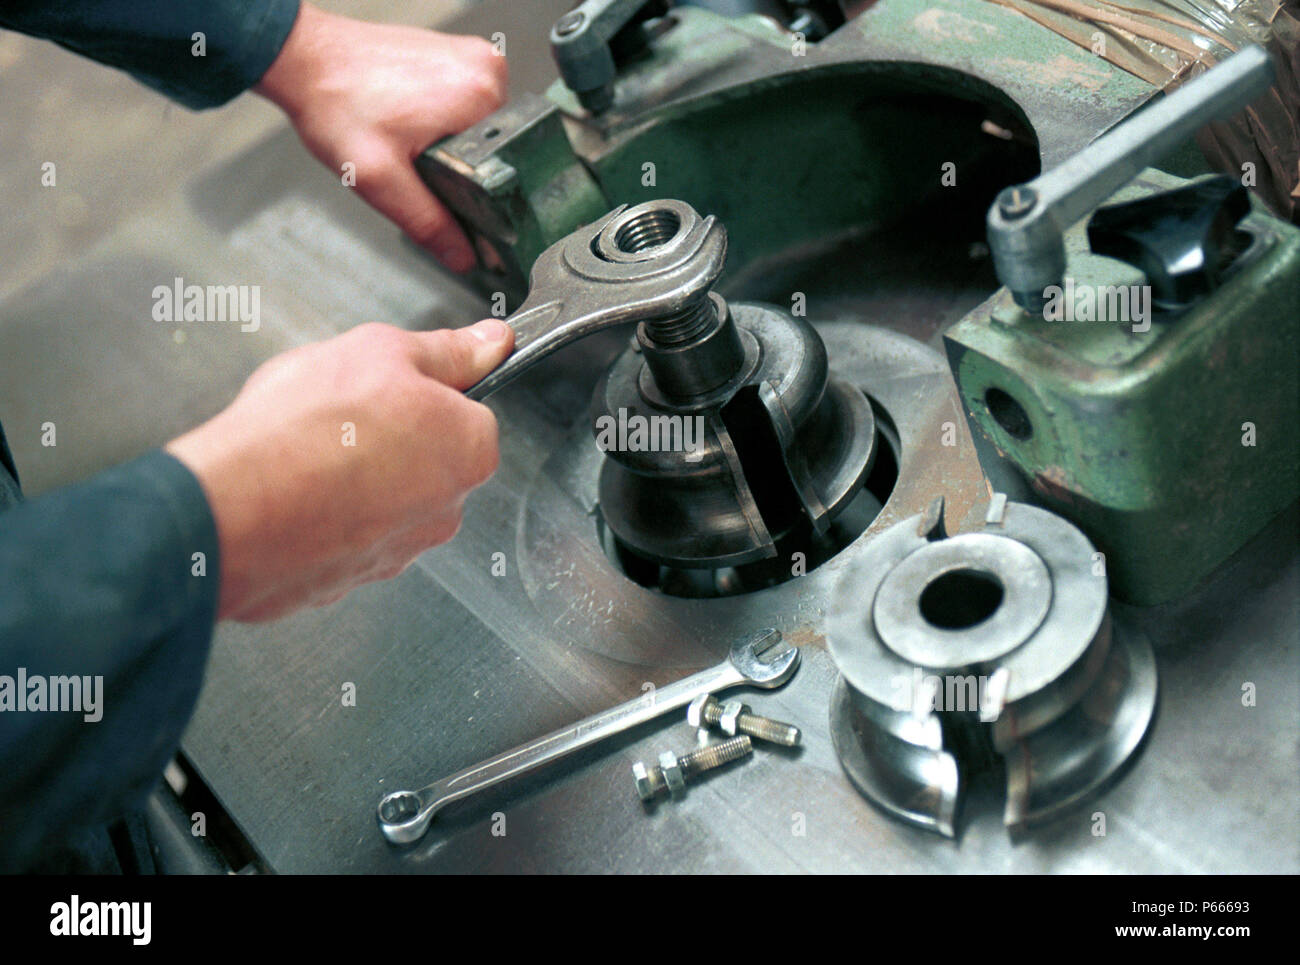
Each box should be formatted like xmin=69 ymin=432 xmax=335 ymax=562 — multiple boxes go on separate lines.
xmin=946 ymin=172 xmax=1300 ymax=604
xmin=588 ymin=68 xmax=1034 ymax=281
xmin=420 ymin=0 xmax=1153 ymax=293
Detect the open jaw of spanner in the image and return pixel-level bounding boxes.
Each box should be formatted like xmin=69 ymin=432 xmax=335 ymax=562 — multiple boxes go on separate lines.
xmin=376 ymin=628 xmax=798 ymax=844
xmin=463 ymin=198 xmax=727 ymax=401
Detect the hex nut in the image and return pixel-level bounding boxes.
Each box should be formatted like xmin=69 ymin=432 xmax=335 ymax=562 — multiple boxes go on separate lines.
xmin=719 ymin=700 xmax=748 ymax=736
xmin=686 ymin=694 xmax=711 ymax=729
xmin=632 ymin=761 xmax=656 ymax=801
xmin=658 ymin=751 xmax=686 ymax=796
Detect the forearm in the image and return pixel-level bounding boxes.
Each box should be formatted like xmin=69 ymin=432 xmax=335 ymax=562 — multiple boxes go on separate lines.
xmin=0 ymin=450 xmax=220 ymax=871
xmin=0 ymin=0 xmax=300 ymax=109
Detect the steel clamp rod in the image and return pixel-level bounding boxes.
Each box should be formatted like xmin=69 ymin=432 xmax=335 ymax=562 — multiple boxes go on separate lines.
xmin=988 ymin=45 xmax=1275 ymax=311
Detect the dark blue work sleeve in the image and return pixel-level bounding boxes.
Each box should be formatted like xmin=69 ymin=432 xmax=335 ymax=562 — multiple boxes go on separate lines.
xmin=0 ymin=450 xmax=221 ymax=872
xmin=0 ymin=0 xmax=300 ymax=109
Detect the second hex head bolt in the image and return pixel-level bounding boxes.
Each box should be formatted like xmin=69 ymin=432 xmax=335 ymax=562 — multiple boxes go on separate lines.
xmin=687 ymin=695 xmax=802 ymax=747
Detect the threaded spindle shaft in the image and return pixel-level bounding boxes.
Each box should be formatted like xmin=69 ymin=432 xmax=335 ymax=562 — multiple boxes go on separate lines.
xmin=643 ymin=297 xmax=717 ymax=346
xmin=613 ymin=209 xmax=681 ymax=253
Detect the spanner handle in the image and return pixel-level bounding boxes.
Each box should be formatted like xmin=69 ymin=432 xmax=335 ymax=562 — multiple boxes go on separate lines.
xmin=463 ymin=297 xmax=565 ymax=401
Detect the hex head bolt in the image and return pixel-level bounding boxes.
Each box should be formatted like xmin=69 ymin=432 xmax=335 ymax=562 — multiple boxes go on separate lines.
xmin=687 ymin=694 xmax=802 ymax=747
xmin=632 ymin=735 xmax=753 ymax=801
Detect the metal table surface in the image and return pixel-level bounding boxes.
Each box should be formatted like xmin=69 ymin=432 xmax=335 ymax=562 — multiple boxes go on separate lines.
xmin=1 ymin=0 xmax=1295 ymax=873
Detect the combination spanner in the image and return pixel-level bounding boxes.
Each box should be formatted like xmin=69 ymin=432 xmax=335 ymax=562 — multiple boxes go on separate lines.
xmin=463 ymin=198 xmax=726 ymax=400
xmin=376 ymin=627 xmax=799 ymax=844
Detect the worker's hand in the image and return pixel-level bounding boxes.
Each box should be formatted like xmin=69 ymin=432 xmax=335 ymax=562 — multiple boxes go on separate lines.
xmin=255 ymin=3 xmax=507 ymax=272
xmin=165 ymin=320 xmax=514 ymax=622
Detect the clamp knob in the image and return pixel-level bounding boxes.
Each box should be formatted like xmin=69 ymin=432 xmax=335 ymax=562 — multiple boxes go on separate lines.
xmin=1086 ymin=175 xmax=1252 ymax=309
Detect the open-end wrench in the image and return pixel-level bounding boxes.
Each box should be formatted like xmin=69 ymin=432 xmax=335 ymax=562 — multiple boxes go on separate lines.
xmin=464 ymin=198 xmax=726 ymax=400
xmin=377 ymin=627 xmax=799 ymax=844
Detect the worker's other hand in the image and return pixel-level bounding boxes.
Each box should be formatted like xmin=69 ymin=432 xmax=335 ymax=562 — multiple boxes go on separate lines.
xmin=165 ymin=320 xmax=514 ymax=622
xmin=255 ymin=3 xmax=507 ymax=272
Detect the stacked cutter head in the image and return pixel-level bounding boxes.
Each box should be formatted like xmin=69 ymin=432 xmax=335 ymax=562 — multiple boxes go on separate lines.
xmin=593 ymin=302 xmax=877 ymax=574
xmin=826 ymin=494 xmax=1158 ymax=836
xmin=584 ymin=201 xmax=880 ymax=590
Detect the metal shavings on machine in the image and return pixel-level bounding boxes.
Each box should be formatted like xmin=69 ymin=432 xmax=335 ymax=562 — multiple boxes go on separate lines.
xmin=826 ymin=495 xmax=1158 ymax=837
